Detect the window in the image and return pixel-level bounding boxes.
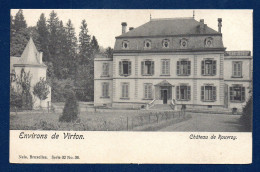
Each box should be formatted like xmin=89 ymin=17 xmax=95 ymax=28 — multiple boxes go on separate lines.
xmin=161 ymin=60 xmax=170 ymax=75
xmin=201 ymin=85 xmax=216 ymax=101
xmin=230 ymin=85 xmax=245 ymax=102
xmin=121 ymin=83 xmax=129 ymax=99
xmin=177 ymin=60 xmax=191 ymax=76
xmin=205 ymin=37 xmax=213 ymax=47
xmin=232 ymin=61 xmax=242 ymax=77
xmin=144 ymin=83 xmax=153 ymax=99
xmin=141 ymin=61 xmax=154 ymax=75
xmin=119 ymin=61 xmax=131 ymax=76
xmin=176 ymin=85 xmax=191 ymax=101
xmin=201 ymin=59 xmax=216 ymax=76
xmin=144 ymin=40 xmax=151 ymax=49
xmin=122 ymin=40 xmax=129 ymax=49
xmin=102 ymin=63 xmax=109 ymax=76
xmin=101 ymin=82 xmax=109 ymax=98
xmin=162 ymin=39 xmax=170 ymax=48
xmin=180 ymin=38 xmax=188 ymax=48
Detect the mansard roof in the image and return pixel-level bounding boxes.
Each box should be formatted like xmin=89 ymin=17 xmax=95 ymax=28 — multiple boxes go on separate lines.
xmin=117 ymin=18 xmax=220 ymax=38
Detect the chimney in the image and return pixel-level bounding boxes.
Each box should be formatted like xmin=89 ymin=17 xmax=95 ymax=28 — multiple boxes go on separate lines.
xmin=200 ymin=19 xmax=204 ymax=33
xmin=129 ymin=27 xmax=134 ymax=31
xmin=121 ymin=22 xmax=127 ymax=34
xmin=218 ymin=18 xmax=222 ymax=33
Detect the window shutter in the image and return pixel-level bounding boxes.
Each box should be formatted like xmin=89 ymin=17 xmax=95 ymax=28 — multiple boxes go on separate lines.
xmin=149 ymin=84 xmax=152 ymax=99
xmin=119 ymin=61 xmax=122 ymax=75
xmin=151 ymin=61 xmax=154 ymax=75
xmin=166 ymin=60 xmax=170 ymax=75
xmin=126 ymin=84 xmax=129 ymax=98
xmin=241 ymin=87 xmax=245 ymax=101
xmin=187 ymin=61 xmax=191 ymax=75
xmin=106 ymin=84 xmax=109 ymax=97
xmin=102 ymin=83 xmax=105 ymax=97
xmin=176 ymin=86 xmax=180 ymax=100
xmin=201 ymin=61 xmax=205 ymax=75
xmin=141 ymin=61 xmax=144 ymax=75
xmin=212 ymin=86 xmax=216 ymax=101
xmin=102 ymin=63 xmax=105 ymax=76
xmin=177 ymin=61 xmax=180 ymax=75
xmin=106 ymin=64 xmax=109 ymax=76
xmin=238 ymin=62 xmax=242 ymax=77
xmin=121 ymin=84 xmax=124 ymax=97
xmin=201 ymin=86 xmax=204 ymax=101
xmin=230 ymin=87 xmax=233 ymax=101
xmin=212 ymin=60 xmax=216 ymax=75
xmin=128 ymin=61 xmax=132 ymax=75
xmin=187 ymin=86 xmax=191 ymax=100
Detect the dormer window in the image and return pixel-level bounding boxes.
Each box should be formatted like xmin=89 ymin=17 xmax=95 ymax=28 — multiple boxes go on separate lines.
xmin=162 ymin=39 xmax=170 ymax=48
xmin=122 ymin=40 xmax=129 ymax=49
xmin=205 ymin=37 xmax=213 ymax=47
xmin=144 ymin=40 xmax=151 ymax=49
xmin=180 ymin=38 xmax=188 ymax=48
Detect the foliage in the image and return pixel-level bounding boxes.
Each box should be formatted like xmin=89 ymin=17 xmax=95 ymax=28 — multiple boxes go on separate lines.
xmin=12 ymin=69 xmax=34 ymax=110
xmin=240 ymin=96 xmax=253 ymax=131
xmin=36 ymin=13 xmax=50 ymax=62
xmin=33 ymin=78 xmax=50 ymax=107
xmin=50 ymin=78 xmax=74 ymax=102
xmin=59 ymin=89 xmax=79 ymax=122
xmin=11 ymin=10 xmax=105 ymax=102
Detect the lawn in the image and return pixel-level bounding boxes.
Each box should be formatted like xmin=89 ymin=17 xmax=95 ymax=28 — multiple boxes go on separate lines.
xmin=10 ymin=110 xmax=186 ymax=131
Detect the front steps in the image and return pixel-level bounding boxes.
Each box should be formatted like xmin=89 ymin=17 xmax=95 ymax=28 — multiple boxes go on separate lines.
xmin=148 ymin=104 xmax=173 ymax=111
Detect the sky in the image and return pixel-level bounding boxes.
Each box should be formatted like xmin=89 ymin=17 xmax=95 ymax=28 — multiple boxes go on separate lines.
xmin=11 ymin=9 xmax=253 ymax=52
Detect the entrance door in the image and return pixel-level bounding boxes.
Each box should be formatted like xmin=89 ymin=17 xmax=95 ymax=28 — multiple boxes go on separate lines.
xmin=163 ymin=90 xmax=168 ymax=104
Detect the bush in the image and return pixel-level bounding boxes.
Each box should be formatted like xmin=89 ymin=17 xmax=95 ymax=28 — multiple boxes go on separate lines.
xmin=59 ymin=89 xmax=79 ymax=122
xmin=240 ymin=96 xmax=253 ymax=131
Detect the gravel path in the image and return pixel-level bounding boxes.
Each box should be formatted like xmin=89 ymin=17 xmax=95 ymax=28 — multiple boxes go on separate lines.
xmin=160 ymin=113 xmax=243 ymax=132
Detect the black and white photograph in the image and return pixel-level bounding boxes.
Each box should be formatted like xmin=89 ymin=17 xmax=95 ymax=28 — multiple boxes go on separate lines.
xmin=9 ymin=9 xmax=253 ymax=164
xmin=10 ymin=9 xmax=252 ymax=132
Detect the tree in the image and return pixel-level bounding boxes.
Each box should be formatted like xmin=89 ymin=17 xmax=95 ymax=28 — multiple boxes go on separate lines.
xmin=65 ymin=19 xmax=78 ymax=76
xmin=36 ymin=13 xmax=50 ymax=62
xmin=33 ymin=78 xmax=50 ymax=107
xmin=15 ymin=69 xmax=33 ymax=110
xmin=13 ymin=9 xmax=27 ymax=32
xmin=78 ymin=19 xmax=91 ymax=64
xmin=90 ymin=36 xmax=100 ymax=54
xmin=240 ymin=96 xmax=253 ymax=132
xmin=59 ymin=89 xmax=79 ymax=122
xmin=105 ymin=47 xmax=113 ymax=58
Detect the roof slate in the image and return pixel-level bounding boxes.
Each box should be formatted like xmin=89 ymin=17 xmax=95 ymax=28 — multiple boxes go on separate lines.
xmin=117 ymin=18 xmax=220 ymax=38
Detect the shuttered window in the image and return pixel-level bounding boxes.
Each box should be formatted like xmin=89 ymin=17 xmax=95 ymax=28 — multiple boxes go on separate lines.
xmin=176 ymin=85 xmax=191 ymax=101
xmin=232 ymin=61 xmax=242 ymax=77
xmin=161 ymin=60 xmax=170 ymax=75
xmin=177 ymin=60 xmax=191 ymax=75
xmin=144 ymin=83 xmax=153 ymax=99
xmin=102 ymin=82 xmax=109 ymax=98
xmin=230 ymin=85 xmax=245 ymax=102
xmin=201 ymin=59 xmax=217 ymax=76
xmin=102 ymin=63 xmax=109 ymax=76
xmin=201 ymin=85 xmax=217 ymax=101
xmin=141 ymin=61 xmax=154 ymax=75
xmin=119 ymin=61 xmax=131 ymax=76
xmin=121 ymin=83 xmax=129 ymax=98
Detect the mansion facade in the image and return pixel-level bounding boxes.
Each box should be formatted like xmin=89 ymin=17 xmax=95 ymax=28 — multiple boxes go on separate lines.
xmin=94 ymin=17 xmax=252 ymax=111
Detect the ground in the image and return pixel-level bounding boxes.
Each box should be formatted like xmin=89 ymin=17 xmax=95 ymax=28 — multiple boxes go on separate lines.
xmin=160 ymin=113 xmax=243 ymax=132
xmin=10 ymin=107 xmax=246 ymax=131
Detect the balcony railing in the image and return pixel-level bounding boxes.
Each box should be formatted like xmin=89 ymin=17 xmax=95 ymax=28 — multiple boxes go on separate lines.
xmin=225 ymin=51 xmax=251 ymax=56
